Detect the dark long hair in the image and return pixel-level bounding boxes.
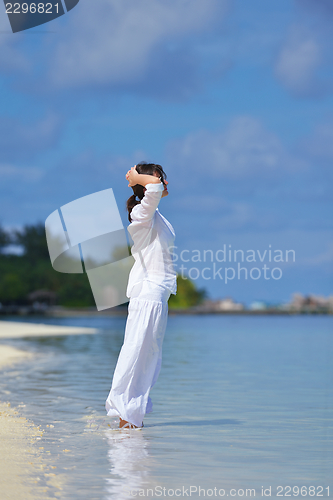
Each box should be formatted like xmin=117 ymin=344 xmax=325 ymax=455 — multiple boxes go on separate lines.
xmin=126 ymin=162 xmax=167 ymax=222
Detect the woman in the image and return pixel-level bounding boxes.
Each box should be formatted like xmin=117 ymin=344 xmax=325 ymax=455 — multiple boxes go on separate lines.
xmin=105 ymin=162 xmax=177 ymax=429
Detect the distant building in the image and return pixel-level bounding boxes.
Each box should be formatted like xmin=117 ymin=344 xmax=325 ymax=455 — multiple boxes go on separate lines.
xmin=215 ymin=297 xmax=244 ymax=311
xmin=189 ymin=293 xmax=333 ymax=314
xmin=249 ymin=301 xmax=267 ymax=311
xmin=287 ymin=293 xmax=333 ymax=313
xmin=27 ymin=289 xmax=57 ymax=308
xmin=195 ymin=297 xmax=244 ymax=312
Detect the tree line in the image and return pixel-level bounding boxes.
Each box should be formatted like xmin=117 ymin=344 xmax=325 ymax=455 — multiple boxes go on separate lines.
xmin=0 ymin=222 xmax=206 ymax=309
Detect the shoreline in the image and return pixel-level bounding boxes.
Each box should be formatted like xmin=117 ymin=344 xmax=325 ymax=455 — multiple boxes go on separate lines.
xmin=44 ymin=307 xmax=332 ymax=317
xmin=0 ymin=319 xmax=97 ymax=498
xmin=0 ymin=342 xmax=65 ymax=499
xmin=1 ymin=306 xmax=332 ymax=318
xmin=0 ymin=319 xmax=99 ymax=338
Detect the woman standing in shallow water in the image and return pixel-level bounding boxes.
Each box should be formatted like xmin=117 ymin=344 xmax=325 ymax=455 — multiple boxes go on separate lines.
xmin=105 ymin=162 xmax=177 ymax=429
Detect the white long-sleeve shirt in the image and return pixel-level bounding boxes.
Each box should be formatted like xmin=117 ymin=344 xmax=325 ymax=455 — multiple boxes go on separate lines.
xmin=126 ymin=182 xmax=177 ymax=299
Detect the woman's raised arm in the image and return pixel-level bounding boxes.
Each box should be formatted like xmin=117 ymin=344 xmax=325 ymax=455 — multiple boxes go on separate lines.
xmin=126 ymin=166 xmax=164 ymax=222
xmin=126 ymin=165 xmax=161 ymax=188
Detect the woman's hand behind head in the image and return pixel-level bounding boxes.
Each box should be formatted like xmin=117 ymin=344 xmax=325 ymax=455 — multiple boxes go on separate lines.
xmin=126 ymin=165 xmax=140 ymax=187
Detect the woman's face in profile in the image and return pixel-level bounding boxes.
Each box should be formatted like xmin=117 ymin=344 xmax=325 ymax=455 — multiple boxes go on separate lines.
xmin=161 ymin=178 xmax=169 ymax=198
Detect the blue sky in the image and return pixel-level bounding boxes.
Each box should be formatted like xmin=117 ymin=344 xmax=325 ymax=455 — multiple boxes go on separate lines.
xmin=0 ymin=0 xmax=332 ymax=305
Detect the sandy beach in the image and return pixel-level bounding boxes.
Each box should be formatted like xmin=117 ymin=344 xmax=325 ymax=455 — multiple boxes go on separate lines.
xmin=0 ymin=319 xmax=98 ymax=338
xmin=0 ymin=319 xmax=98 ymax=499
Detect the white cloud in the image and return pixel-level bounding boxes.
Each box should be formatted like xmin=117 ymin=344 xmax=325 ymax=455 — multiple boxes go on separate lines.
xmin=174 ymin=194 xmax=229 ymax=212
xmin=164 ymin=115 xmax=333 ymax=231
xmin=48 ymin=0 xmax=228 ymax=89
xmin=0 ymin=164 xmax=44 ymax=182
xmin=0 ymin=113 xmax=62 ymax=161
xmin=167 ymin=115 xmax=306 ymax=181
xmin=299 ymin=121 xmax=333 ymax=161
xmin=275 ymin=25 xmax=322 ymax=95
xmin=300 ymin=242 xmax=333 ymax=266
xmin=170 ymin=193 xmax=256 ymax=231
xmin=214 ymin=202 xmax=255 ymax=230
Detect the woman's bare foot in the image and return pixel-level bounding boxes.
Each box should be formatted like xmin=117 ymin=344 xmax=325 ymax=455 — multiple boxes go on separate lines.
xmin=119 ymin=417 xmax=138 ymax=429
xmin=119 ymin=417 xmax=143 ymax=429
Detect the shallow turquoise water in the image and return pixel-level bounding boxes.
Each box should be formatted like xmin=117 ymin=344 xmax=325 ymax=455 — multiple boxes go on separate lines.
xmin=0 ymin=314 xmax=332 ymax=499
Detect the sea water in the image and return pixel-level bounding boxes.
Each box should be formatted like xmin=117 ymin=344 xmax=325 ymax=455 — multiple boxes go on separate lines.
xmin=0 ymin=314 xmax=332 ymax=500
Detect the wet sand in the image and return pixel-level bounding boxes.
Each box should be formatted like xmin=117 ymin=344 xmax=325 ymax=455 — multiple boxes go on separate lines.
xmin=0 ymin=346 xmax=63 ymax=499
xmin=0 ymin=319 xmax=96 ymax=499
xmin=0 ymin=319 xmax=98 ymax=338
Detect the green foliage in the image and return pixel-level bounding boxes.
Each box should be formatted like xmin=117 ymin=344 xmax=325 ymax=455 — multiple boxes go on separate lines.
xmin=14 ymin=222 xmax=50 ymax=262
xmin=55 ymin=273 xmax=95 ymax=307
xmin=0 ymin=272 xmax=29 ymax=302
xmin=0 ymin=224 xmax=11 ymax=249
xmin=0 ymin=222 xmax=95 ymax=307
xmin=168 ymin=274 xmax=207 ymax=309
xmin=0 ymin=222 xmax=207 ymax=309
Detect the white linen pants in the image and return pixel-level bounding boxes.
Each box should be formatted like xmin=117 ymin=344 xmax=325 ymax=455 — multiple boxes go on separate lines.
xmin=105 ymin=280 xmax=171 ymax=428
